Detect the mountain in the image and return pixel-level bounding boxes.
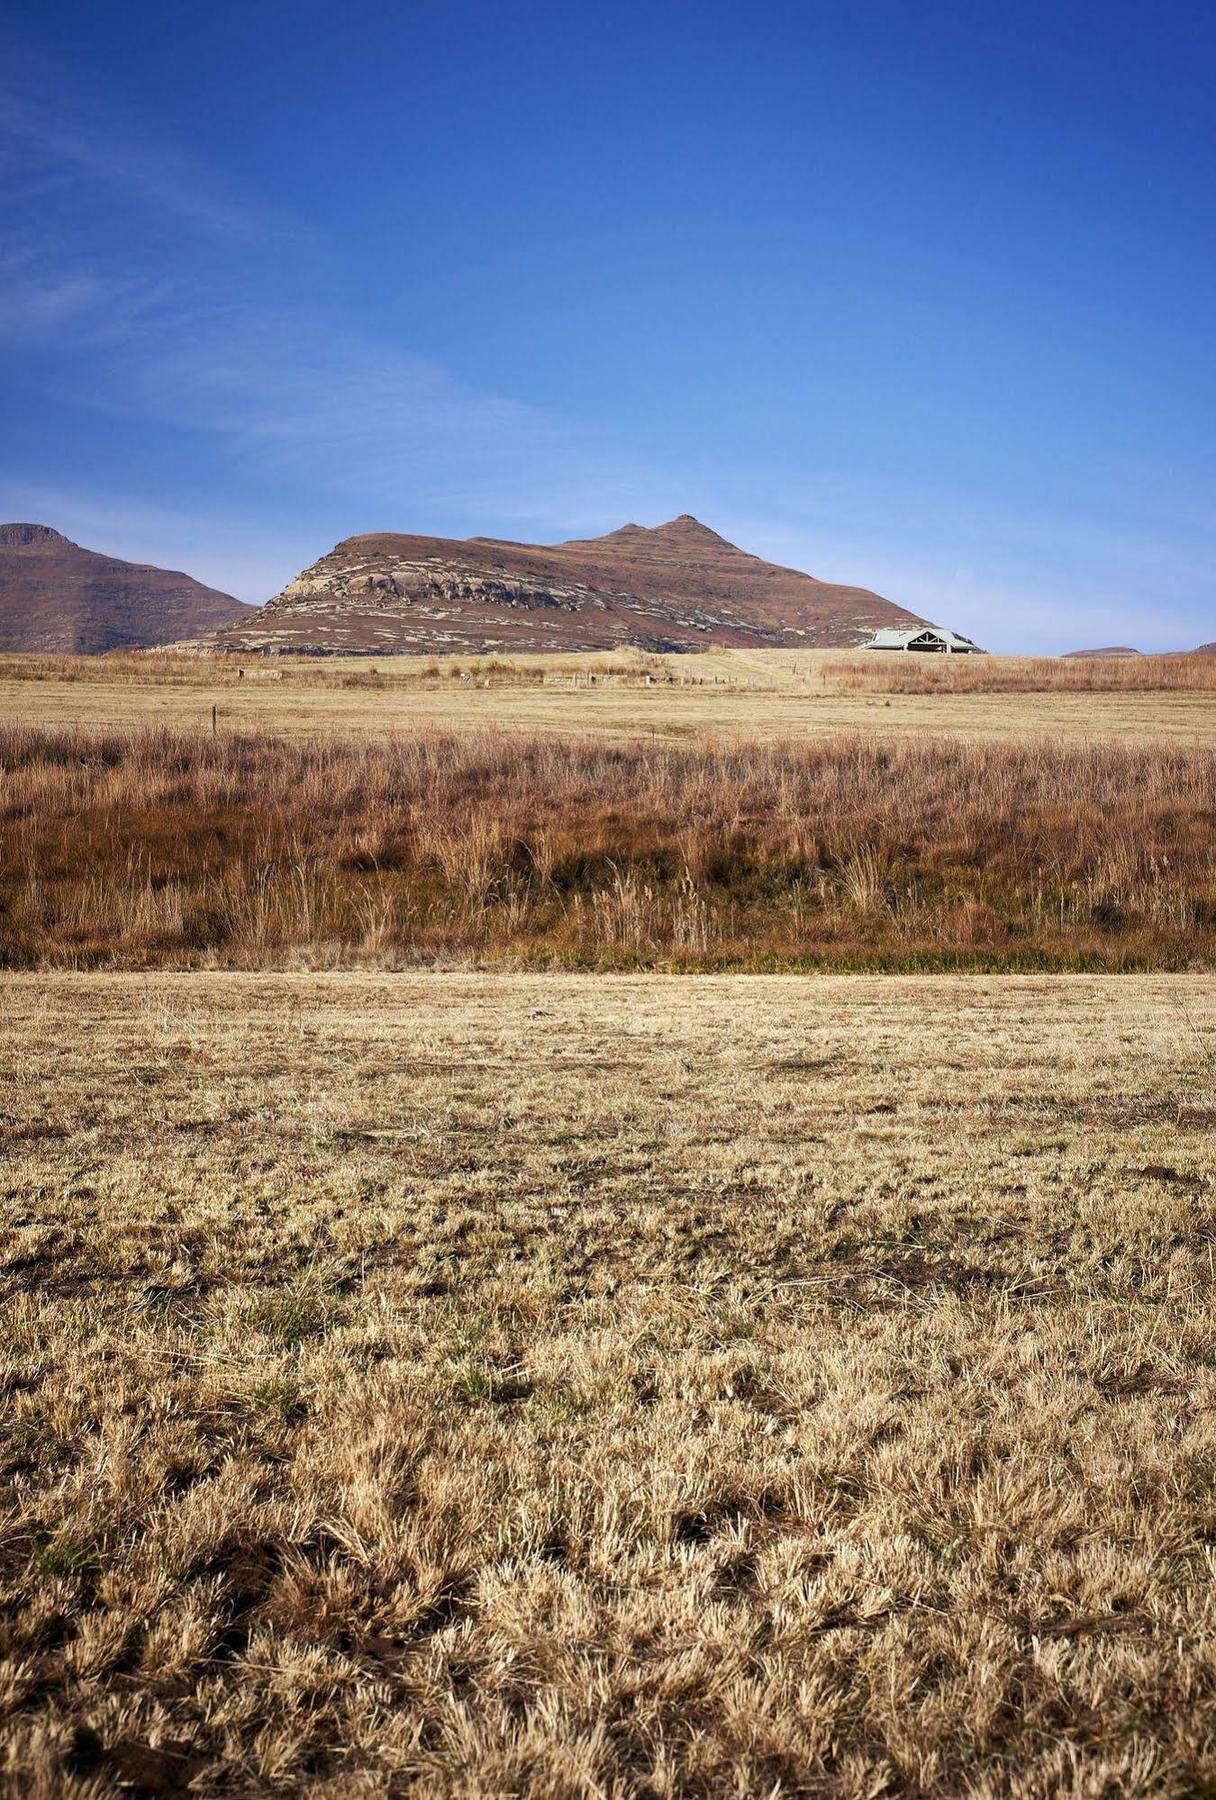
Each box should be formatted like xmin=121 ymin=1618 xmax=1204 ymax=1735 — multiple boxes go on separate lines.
xmin=1062 ymin=646 xmax=1142 ymax=658
xmin=1066 ymin=644 xmax=1216 ymax=658
xmin=0 ymin=524 xmax=253 ymax=654
xmin=214 ymin=514 xmax=922 ymax=655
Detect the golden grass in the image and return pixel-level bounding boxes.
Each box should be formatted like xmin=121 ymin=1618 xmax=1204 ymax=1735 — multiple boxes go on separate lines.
xmin=6 ymin=648 xmax=1216 ymax=744
xmin=6 ymin=726 xmax=1216 ymax=971
xmin=4 ymin=971 xmax=1216 ymax=1794
xmin=0 ymin=648 xmax=674 ymax=692
xmin=7 ymin=647 xmax=1216 ymax=694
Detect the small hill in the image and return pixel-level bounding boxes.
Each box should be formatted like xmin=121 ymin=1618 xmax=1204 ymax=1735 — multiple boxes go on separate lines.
xmin=0 ymin=524 xmax=252 ymax=654
xmin=1066 ymin=643 xmax=1216 ymax=660
xmin=1062 ymin=646 xmax=1142 ymax=659
xmin=215 ymin=514 xmax=923 ymax=655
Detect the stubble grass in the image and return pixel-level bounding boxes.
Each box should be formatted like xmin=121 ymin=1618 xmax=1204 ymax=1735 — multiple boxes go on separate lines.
xmin=3 ymin=972 xmax=1216 ymax=1795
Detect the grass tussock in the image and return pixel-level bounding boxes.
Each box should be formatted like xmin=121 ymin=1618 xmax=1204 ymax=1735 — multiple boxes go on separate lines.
xmin=3 ymin=724 xmax=1216 ymax=970
xmin=3 ymin=971 xmax=1216 ymax=1794
xmin=822 ymin=652 xmax=1216 ymax=694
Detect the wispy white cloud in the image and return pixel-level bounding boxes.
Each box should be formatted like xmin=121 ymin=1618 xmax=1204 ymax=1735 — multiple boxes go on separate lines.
xmin=0 ymin=33 xmax=317 ymax=372
xmin=0 ymin=44 xmax=664 ymax=544
xmin=78 ymin=311 xmax=666 ymax=528
xmin=0 ymin=45 xmax=267 ymax=238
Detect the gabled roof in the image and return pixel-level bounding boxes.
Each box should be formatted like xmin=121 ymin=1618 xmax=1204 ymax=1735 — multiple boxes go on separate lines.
xmin=865 ymin=628 xmax=924 ymax=648
xmin=863 ymin=626 xmax=981 ymax=650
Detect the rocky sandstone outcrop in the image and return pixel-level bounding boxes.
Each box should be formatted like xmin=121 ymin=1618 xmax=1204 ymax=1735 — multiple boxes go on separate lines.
xmin=217 ymin=515 xmax=922 ymax=655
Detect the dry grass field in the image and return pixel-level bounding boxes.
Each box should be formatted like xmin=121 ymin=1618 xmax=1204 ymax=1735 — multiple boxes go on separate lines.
xmin=6 ymin=653 xmax=1216 ymax=1795
xmin=4 ymin=648 xmax=1216 ymax=744
xmin=4 ymin=971 xmax=1216 ymax=1796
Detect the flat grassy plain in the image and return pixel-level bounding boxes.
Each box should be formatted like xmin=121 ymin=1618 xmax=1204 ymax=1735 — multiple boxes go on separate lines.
xmin=6 ymin=650 xmax=1216 ymax=1793
xmin=4 ymin=648 xmax=1216 ymax=743
xmin=4 ymin=972 xmax=1216 ymax=1796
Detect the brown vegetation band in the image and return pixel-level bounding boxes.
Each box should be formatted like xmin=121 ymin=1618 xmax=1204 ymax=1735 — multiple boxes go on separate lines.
xmin=820 ymin=652 xmax=1216 ymax=694
xmin=3 ymin=724 xmax=1215 ymax=970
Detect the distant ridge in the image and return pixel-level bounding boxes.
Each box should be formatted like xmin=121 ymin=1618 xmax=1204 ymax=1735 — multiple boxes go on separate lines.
xmin=1063 ymin=646 xmax=1143 ymax=659
xmin=1066 ymin=643 xmax=1216 ymax=658
xmin=0 ymin=524 xmax=252 ymax=653
xmin=215 ymin=514 xmax=924 ymax=655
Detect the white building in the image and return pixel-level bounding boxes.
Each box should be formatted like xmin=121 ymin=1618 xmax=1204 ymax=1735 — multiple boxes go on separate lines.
xmin=861 ymin=626 xmax=984 ymax=654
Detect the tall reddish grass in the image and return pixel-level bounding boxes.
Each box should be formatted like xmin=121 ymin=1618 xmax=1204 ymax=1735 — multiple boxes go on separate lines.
xmin=3 ymin=725 xmax=1215 ymax=969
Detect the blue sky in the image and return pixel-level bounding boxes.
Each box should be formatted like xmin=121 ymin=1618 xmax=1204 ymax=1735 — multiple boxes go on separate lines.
xmin=2 ymin=0 xmax=1213 ymax=650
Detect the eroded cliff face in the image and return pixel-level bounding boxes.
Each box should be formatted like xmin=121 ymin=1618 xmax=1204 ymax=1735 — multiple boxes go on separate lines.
xmin=285 ymin=549 xmax=591 ymax=616
xmin=216 ymin=516 xmax=922 ymax=655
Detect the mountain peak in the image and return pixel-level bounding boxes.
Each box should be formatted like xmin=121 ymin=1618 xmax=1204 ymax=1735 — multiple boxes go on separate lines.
xmin=615 ymin=514 xmax=723 ymax=537
xmin=0 ymin=523 xmax=75 ymax=548
xmin=561 ymin=515 xmax=739 ymax=557
xmin=655 ymin=514 xmax=729 ymax=541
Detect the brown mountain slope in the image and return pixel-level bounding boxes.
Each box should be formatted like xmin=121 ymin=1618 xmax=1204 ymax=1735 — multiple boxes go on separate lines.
xmin=215 ymin=514 xmax=922 ymax=655
xmin=0 ymin=524 xmax=253 ymax=654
